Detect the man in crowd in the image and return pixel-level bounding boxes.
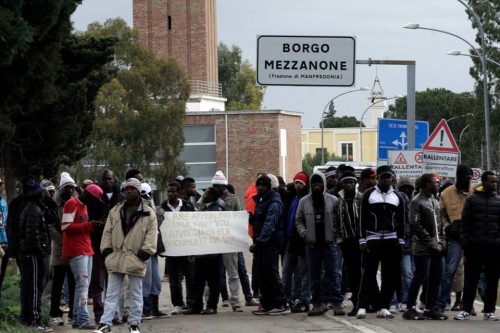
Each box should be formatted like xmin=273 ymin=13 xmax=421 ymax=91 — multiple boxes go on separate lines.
xmin=250 ymin=175 xmax=288 ymax=315
xmin=356 ymin=165 xmax=406 ymax=319
xmin=211 ymin=171 xmax=244 ymax=312
xmin=455 ymin=171 xmax=500 ymax=321
xmin=358 ymin=168 xmax=377 ymax=194
xmin=403 ymin=173 xmax=447 ymax=320
xmin=437 ymin=164 xmax=474 ymax=313
xmin=94 ymin=178 xmax=158 ymax=333
xmin=334 ymin=171 xmax=362 ymax=316
xmin=296 ymin=172 xmax=345 ymax=317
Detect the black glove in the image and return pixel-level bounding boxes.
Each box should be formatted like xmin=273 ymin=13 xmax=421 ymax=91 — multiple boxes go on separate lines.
xmin=137 ymin=249 xmax=151 ymax=261
xmin=249 ymin=244 xmax=258 ymax=253
xmin=101 ymin=248 xmax=113 ymax=258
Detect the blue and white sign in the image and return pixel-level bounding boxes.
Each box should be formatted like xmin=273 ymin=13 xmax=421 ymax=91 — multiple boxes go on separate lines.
xmin=377 ymin=119 xmax=429 ymax=160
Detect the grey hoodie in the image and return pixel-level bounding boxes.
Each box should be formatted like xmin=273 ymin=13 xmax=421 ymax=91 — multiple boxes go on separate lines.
xmin=295 ymin=172 xmax=339 ymax=245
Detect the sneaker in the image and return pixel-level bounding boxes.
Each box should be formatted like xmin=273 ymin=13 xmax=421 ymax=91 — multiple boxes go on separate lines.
xmin=60 ymin=305 xmax=70 ymax=313
xmin=451 ymin=302 xmax=461 ymax=311
xmin=141 ymin=313 xmax=153 ymax=320
xmin=50 ymin=317 xmax=64 ymax=326
xmin=347 ymin=308 xmax=358 ymax=317
xmin=454 ymin=311 xmax=470 ymax=320
xmin=423 ymin=308 xmax=448 ymax=320
xmin=152 ymin=310 xmax=170 ymax=317
xmin=308 ymin=306 xmax=325 ymax=316
xmin=398 ymin=304 xmax=407 ymax=312
xmin=444 ymin=303 xmax=452 ymax=311
xmin=112 ymin=318 xmax=123 ymax=325
xmin=233 ymin=305 xmax=243 ymax=312
xmin=80 ymin=323 xmax=97 ymax=330
xmin=484 ymin=313 xmax=499 ymax=321
xmin=129 ymin=323 xmax=140 ymax=333
xmin=343 ymin=292 xmax=352 ymax=300
xmin=252 ymin=308 xmax=271 ymax=315
xmin=267 ymin=307 xmax=290 ymax=315
xmin=403 ymin=308 xmax=424 ymax=320
xmin=182 ymin=308 xmax=202 ymax=315
xmin=389 ymin=305 xmax=398 ymax=314
xmin=171 ymin=305 xmax=184 ymax=315
xmin=222 ymin=300 xmax=230 ymax=307
xmin=201 ymin=307 xmax=217 ymax=315
xmin=245 ymin=299 xmax=260 ymax=306
xmin=419 ymin=302 xmax=426 ymax=310
xmin=93 ymin=324 xmax=112 ymax=333
xmin=376 ymin=308 xmax=395 ymax=318
xmin=36 ymin=324 xmax=53 ymax=332
xmin=333 ymin=305 xmax=345 ymax=316
xmin=161 ymin=275 xmax=169 ymax=282
xmin=291 ymin=301 xmax=309 ymax=313
xmin=356 ymin=308 xmax=366 ymax=319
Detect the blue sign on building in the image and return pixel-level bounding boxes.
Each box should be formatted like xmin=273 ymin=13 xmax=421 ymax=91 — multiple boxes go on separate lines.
xmin=377 ymin=119 xmax=429 ymax=160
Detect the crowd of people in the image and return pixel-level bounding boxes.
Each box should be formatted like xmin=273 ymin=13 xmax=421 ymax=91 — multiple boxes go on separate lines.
xmin=0 ymin=163 xmax=498 ymax=333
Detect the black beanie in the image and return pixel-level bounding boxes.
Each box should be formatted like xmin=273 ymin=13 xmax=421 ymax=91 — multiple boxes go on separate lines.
xmin=456 ymin=164 xmax=472 ymax=178
xmin=256 ymin=175 xmax=272 ymax=188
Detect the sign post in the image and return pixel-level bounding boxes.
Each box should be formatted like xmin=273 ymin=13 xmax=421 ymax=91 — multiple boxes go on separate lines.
xmin=257 ymin=35 xmax=356 ymax=86
xmin=422 ymin=119 xmax=460 ymax=178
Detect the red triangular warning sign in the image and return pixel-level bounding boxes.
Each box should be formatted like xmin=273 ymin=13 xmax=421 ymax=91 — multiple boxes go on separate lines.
xmin=422 ymin=119 xmax=460 ymax=153
xmin=394 ymin=152 xmax=408 ymax=164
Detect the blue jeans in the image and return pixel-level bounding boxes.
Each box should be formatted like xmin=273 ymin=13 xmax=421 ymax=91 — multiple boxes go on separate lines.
xmin=101 ymin=273 xmax=143 ymax=326
xmin=69 ymin=255 xmax=93 ymax=326
xmin=306 ymin=244 xmax=343 ymax=307
xmin=437 ymin=239 xmax=462 ymax=307
xmin=391 ymin=254 xmax=414 ymax=306
xmin=143 ymin=256 xmax=161 ymax=313
xmin=282 ymin=249 xmax=310 ymax=305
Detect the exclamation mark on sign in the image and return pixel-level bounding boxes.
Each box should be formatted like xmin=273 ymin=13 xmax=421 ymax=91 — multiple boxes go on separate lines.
xmin=440 ymin=129 xmax=444 ymax=146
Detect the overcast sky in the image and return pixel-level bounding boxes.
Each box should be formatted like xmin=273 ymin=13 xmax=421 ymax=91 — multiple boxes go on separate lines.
xmin=72 ymin=0 xmax=479 ymax=128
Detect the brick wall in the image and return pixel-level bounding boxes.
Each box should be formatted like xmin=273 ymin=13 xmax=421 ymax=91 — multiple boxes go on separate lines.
xmin=133 ymin=0 xmax=218 ymax=83
xmin=184 ymin=110 xmax=302 ymax=202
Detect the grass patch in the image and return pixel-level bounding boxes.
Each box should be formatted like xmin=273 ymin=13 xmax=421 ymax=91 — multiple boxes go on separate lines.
xmin=0 ymin=261 xmax=49 ymax=332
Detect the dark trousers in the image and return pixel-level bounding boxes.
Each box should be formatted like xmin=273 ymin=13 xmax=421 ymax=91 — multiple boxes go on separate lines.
xmin=50 ymin=265 xmax=75 ymax=318
xmin=19 ymin=254 xmax=46 ymax=326
xmin=340 ymin=239 xmax=362 ymax=308
xmin=90 ymin=253 xmax=106 ymax=322
xmin=192 ymin=255 xmax=222 ymax=310
xmin=166 ymin=256 xmax=195 ymax=307
xmin=307 ymin=243 xmax=343 ymax=306
xmin=407 ymin=254 xmax=444 ymax=309
xmin=358 ymin=239 xmax=402 ymax=310
xmin=463 ymin=246 xmax=500 ymax=313
xmin=254 ymin=246 xmax=286 ymax=310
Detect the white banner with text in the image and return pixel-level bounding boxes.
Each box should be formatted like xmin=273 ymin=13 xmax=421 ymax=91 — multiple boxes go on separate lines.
xmin=160 ymin=211 xmax=250 ymax=256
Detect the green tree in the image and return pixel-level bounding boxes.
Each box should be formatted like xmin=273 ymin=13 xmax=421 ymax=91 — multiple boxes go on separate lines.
xmin=0 ymin=1 xmax=115 ymax=199
xmin=218 ymin=43 xmax=265 ymax=110
xmin=302 ymin=151 xmax=348 ymax=175
xmin=79 ymin=19 xmax=190 ymax=187
xmin=323 ymin=116 xmax=361 ymax=128
xmin=385 ymin=88 xmax=483 ymax=167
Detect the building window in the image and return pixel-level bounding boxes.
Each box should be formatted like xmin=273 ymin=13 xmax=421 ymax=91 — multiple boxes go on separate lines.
xmin=168 ymin=16 xmax=172 ymax=30
xmin=341 ymin=142 xmax=354 ymax=161
xmin=180 ymin=125 xmax=216 ymax=189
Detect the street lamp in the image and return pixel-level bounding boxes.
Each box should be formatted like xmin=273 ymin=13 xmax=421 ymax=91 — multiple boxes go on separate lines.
xmin=359 ymin=95 xmax=402 ymax=162
xmin=446 ymin=113 xmax=473 ymax=123
xmin=403 ymin=17 xmax=492 ymax=170
xmin=447 ymin=50 xmax=500 ymax=68
xmin=321 ymin=86 xmax=370 ymax=164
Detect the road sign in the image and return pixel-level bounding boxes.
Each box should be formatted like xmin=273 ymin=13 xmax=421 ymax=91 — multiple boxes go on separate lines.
xmin=388 ymin=150 xmax=423 ymax=180
xmin=423 ymin=164 xmax=458 ymax=178
xmin=422 ymin=151 xmax=460 ymax=166
xmin=256 ymin=35 xmax=356 ymax=86
xmin=377 ymin=119 xmax=429 ymax=160
xmin=471 ymin=168 xmax=482 ymax=185
xmin=422 ymin=119 xmax=460 ymax=153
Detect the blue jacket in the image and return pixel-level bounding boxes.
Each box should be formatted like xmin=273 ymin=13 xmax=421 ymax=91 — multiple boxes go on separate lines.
xmin=251 ymin=189 xmax=284 ymax=247
xmin=0 ymin=197 xmax=7 ymax=244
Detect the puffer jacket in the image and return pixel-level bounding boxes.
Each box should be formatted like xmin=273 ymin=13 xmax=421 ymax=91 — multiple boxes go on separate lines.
xmin=461 ymin=188 xmax=500 ymax=252
xmin=296 ymin=172 xmax=338 ymax=245
xmin=251 ymin=189 xmax=284 ymax=247
xmin=18 ymin=200 xmax=51 ymax=256
xmin=409 ymin=192 xmax=445 ymax=256
xmin=101 ymin=199 xmax=158 ymax=277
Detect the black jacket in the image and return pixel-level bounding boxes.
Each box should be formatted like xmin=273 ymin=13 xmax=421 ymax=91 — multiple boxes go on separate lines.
xmin=461 ymin=189 xmax=500 ymax=252
xmin=18 ymin=200 xmax=51 ymax=256
xmin=251 ymin=190 xmax=284 ymax=247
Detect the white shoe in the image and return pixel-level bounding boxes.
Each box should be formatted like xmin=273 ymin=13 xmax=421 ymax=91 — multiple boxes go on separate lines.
xmin=50 ymin=317 xmax=64 ymax=326
xmin=356 ymin=308 xmax=366 ymax=319
xmin=376 ymin=308 xmax=395 ymax=318
xmin=389 ymin=305 xmax=397 ymax=314
xmin=484 ymin=313 xmax=499 ymax=321
xmin=398 ymin=304 xmax=407 ymax=312
xmin=454 ymin=311 xmax=470 ymax=320
xmin=171 ymin=305 xmax=184 ymax=315
xmin=129 ymin=323 xmax=141 ymax=333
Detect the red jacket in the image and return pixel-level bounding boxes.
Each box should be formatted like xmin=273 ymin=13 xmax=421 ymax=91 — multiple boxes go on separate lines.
xmin=61 ymin=197 xmax=94 ymax=260
xmin=245 ymin=183 xmax=257 ymax=237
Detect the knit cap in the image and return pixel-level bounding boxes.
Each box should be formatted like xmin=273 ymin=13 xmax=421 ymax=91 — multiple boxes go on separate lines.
xmin=24 ymin=180 xmax=46 ymax=198
xmin=123 ymin=178 xmax=141 ymax=193
xmin=59 ymin=172 xmax=76 ymax=190
xmin=268 ymin=174 xmax=279 ymax=189
xmin=85 ymin=184 xmax=103 ymax=199
xmin=293 ymin=172 xmax=308 ymax=185
xmin=256 ymin=175 xmax=272 ymax=188
xmin=212 ymin=171 xmax=228 ymax=185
